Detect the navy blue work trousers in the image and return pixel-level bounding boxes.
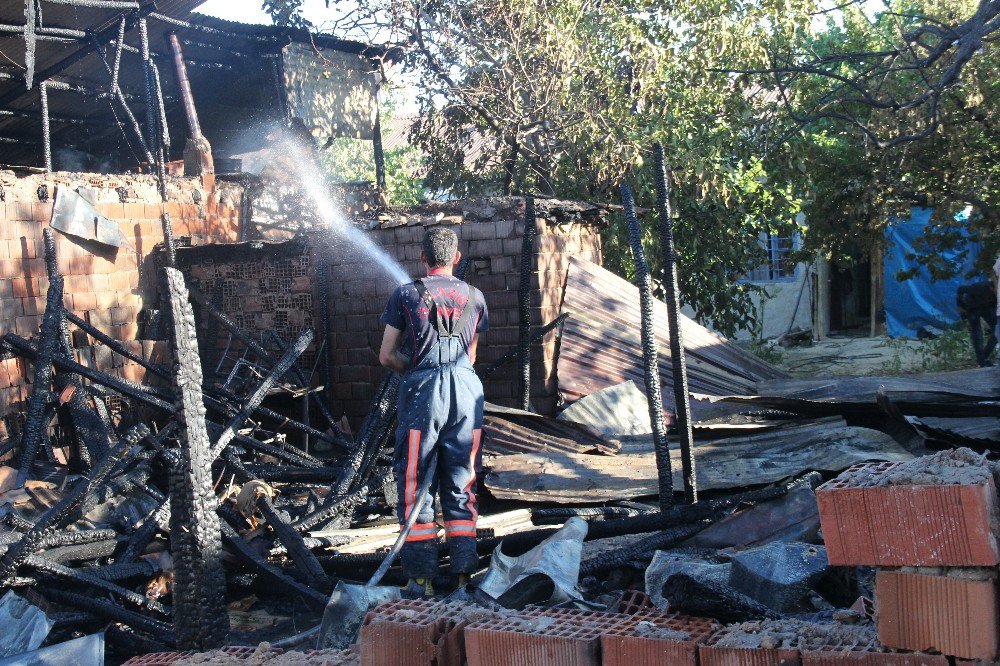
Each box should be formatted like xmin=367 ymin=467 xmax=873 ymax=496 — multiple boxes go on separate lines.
xmin=394 ymin=337 xmax=484 ymax=578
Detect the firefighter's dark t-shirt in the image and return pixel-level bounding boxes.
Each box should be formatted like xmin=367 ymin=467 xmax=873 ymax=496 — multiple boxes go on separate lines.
xmin=380 ymin=274 xmax=489 ymax=368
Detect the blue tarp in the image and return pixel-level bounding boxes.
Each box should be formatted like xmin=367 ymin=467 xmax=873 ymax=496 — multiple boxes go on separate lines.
xmin=883 ymin=207 xmax=979 ymax=338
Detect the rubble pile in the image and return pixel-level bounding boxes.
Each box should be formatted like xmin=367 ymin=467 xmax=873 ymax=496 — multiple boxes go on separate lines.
xmin=0 ymin=195 xmax=995 ymax=665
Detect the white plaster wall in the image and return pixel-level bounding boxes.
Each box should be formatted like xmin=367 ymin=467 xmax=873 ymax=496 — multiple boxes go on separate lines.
xmin=730 ymin=265 xmax=814 ymax=341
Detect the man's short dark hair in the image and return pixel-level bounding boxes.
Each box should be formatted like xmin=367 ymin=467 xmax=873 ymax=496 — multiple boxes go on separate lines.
xmin=422 ymin=227 xmax=459 ymax=268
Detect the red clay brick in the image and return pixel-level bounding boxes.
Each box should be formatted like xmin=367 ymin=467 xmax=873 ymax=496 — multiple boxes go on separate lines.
xmin=360 ymin=599 xmax=466 ymax=666
xmin=464 ymin=615 xmax=606 ymax=666
xmin=71 ymin=292 xmax=98 ymax=311
xmin=602 ymin=614 xmax=719 ymax=666
xmin=14 ymin=315 xmax=41 ymax=337
xmin=11 ymin=278 xmax=37 ymax=299
xmin=802 ymin=651 xmax=947 ymax=665
xmin=817 ymin=463 xmax=1000 ymax=566
xmin=876 ymin=569 xmax=998 ymax=661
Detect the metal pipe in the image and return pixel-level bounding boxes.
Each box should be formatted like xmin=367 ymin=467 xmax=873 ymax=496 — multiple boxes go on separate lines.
xmin=653 ymin=143 xmax=697 ymax=504
xmin=622 ymin=182 xmax=674 ymax=510
xmin=168 ymin=33 xmax=202 ymax=138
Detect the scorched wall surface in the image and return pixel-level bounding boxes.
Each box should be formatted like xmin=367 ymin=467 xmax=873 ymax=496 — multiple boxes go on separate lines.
xmin=316 ymin=197 xmax=605 ymax=422
xmin=0 ymin=170 xmax=242 ymax=437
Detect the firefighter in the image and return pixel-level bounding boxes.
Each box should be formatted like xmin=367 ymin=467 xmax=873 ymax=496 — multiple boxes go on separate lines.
xmin=378 ymin=227 xmax=488 ymax=596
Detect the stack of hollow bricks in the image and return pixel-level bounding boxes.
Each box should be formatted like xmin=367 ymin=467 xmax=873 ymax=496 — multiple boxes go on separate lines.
xmin=0 ymin=170 xmax=242 ymax=438
xmin=317 ymin=197 xmax=604 ymax=423
xmin=183 ymin=240 xmax=317 ymax=377
xmin=817 ymin=460 xmax=1000 ymax=662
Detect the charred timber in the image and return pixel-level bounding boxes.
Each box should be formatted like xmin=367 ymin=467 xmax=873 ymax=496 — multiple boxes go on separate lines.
xmin=41 ymin=589 xmax=174 ymax=645
xmin=16 ymin=229 xmax=64 ymax=487
xmin=0 ymin=425 xmax=150 ymax=585
xmin=210 ymin=329 xmax=313 ymax=460
xmin=579 ymin=517 xmax=719 ymax=575
xmin=653 ymin=143 xmax=697 ymax=503
xmin=622 ymin=182 xmax=673 ymax=510
xmin=224 ymin=452 xmax=331 ymax=591
xmin=217 ymin=510 xmax=329 ymax=609
xmin=162 ymin=267 xmax=230 ymax=650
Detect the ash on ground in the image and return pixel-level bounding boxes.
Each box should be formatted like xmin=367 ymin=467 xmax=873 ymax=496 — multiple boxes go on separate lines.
xmin=837 ymin=448 xmax=996 ymax=488
xmin=714 ymin=619 xmax=877 ymax=651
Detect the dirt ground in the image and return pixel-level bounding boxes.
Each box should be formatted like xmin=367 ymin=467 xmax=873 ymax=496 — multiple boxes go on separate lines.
xmin=774 ymin=336 xmax=931 ymax=377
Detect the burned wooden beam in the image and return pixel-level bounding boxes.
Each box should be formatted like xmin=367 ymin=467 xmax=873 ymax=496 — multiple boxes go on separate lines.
xmin=224 ymin=452 xmax=330 ymax=592
xmin=0 ymin=424 xmax=151 ymax=586
xmin=210 ymin=329 xmax=313 ymax=460
xmin=217 ymin=507 xmax=329 ymax=609
xmin=161 ymin=267 xmax=229 ymax=650
xmin=16 ymin=228 xmax=64 ymax=487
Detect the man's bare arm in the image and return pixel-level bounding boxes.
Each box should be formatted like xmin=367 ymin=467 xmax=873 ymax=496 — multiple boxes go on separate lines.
xmin=379 ymin=325 xmax=409 ymax=373
xmin=468 ymin=335 xmax=480 ymax=365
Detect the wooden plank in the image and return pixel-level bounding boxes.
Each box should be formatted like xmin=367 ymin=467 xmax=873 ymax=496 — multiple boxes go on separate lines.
xmin=484 ymin=424 xmax=912 ymax=502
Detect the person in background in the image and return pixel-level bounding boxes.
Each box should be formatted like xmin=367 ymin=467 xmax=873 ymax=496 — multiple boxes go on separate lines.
xmin=958 ymin=280 xmax=998 ymax=367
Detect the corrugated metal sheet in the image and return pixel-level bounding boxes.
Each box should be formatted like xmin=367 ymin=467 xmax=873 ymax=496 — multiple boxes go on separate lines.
xmin=905 ymin=416 xmax=1000 ymax=446
xmin=484 ymin=420 xmax=911 ymax=502
xmin=702 ymin=366 xmax=1000 ymax=418
xmin=483 ymin=403 xmax=617 ymax=457
xmin=556 ymin=257 xmax=786 ymax=408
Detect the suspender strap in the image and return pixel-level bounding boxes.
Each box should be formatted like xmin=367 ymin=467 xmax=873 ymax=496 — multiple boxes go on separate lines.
xmin=413 ymin=279 xmax=478 ymax=339
xmin=451 ymin=286 xmax=478 ymax=337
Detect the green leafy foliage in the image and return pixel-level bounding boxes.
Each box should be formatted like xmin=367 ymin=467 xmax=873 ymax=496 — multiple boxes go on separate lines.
xmin=265 ymin=0 xmax=1000 ymax=337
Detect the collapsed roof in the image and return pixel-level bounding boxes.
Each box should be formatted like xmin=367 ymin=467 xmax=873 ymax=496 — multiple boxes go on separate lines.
xmin=0 ymin=3 xmax=398 ymax=172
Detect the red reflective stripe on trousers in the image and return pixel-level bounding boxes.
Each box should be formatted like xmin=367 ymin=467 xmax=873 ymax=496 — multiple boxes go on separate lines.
xmin=403 ymin=429 xmax=421 ymax=520
xmin=463 ymin=429 xmax=481 ymax=522
xmin=445 ymin=520 xmax=476 ymax=528
xmin=405 ymin=532 xmax=438 ymax=542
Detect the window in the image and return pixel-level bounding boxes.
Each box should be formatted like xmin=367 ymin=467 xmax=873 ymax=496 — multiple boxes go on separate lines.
xmin=748 ymin=233 xmax=800 ymax=282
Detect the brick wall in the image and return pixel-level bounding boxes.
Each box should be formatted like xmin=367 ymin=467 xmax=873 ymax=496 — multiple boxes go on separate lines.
xmin=316 ymin=197 xmax=605 ymax=421
xmin=179 ymin=237 xmax=318 ymax=382
xmin=0 ymin=170 xmax=243 ymax=430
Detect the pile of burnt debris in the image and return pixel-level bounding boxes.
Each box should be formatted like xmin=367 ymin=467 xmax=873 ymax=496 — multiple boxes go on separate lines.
xmin=0 ymin=218 xmax=998 ymax=664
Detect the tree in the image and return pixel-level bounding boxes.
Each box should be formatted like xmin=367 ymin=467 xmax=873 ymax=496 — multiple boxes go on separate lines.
xmin=264 ymin=0 xmax=819 ymax=336
xmin=751 ymin=1 xmax=1000 ymax=280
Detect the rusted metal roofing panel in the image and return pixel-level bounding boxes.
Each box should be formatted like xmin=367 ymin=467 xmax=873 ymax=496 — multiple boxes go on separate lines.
xmin=700 ymin=366 xmax=1000 ymax=418
xmin=904 ymin=416 xmax=1000 ymax=447
xmin=482 ymin=403 xmax=618 ymax=457
xmin=484 ymin=420 xmax=911 ymax=502
xmin=556 ymin=257 xmax=786 ymax=408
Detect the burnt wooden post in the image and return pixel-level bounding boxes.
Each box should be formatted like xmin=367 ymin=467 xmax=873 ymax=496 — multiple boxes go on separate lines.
xmin=516 ymin=197 xmax=537 ymax=410
xmin=16 ymin=228 xmax=63 ymax=487
xmin=622 ymin=183 xmax=674 ymax=510
xmin=653 ymin=143 xmax=697 ymax=504
xmin=162 ymin=267 xmax=229 ymax=650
